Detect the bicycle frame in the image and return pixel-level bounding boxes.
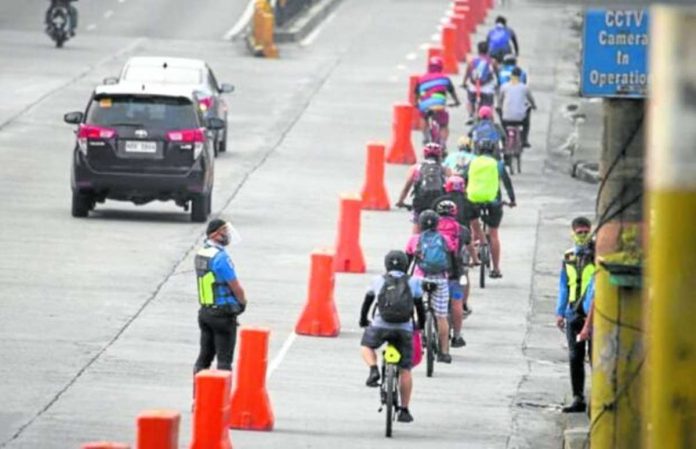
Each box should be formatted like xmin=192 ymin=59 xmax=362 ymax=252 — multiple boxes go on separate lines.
xmin=379 ymin=343 xmax=401 ymax=437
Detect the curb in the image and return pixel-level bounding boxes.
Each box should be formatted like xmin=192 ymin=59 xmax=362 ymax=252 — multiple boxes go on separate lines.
xmin=562 ymin=413 xmax=590 ymax=449
xmin=572 ymin=161 xmax=600 ymax=184
xmin=274 ymin=0 xmax=343 ymax=43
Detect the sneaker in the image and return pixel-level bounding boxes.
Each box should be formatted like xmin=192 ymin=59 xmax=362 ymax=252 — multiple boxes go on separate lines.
xmin=562 ymin=396 xmax=587 ymax=413
xmin=451 ymin=336 xmax=466 ymax=348
xmin=437 ymin=353 xmax=452 ymax=363
xmin=463 ymin=304 xmax=473 ymax=317
xmin=365 ymin=367 xmax=380 ymax=387
xmin=397 ymin=407 xmax=414 ymax=423
xmin=489 ymin=270 xmax=503 ymax=279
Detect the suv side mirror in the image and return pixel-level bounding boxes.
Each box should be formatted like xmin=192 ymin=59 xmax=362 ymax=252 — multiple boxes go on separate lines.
xmin=206 ymin=117 xmax=225 ymax=130
xmin=103 ymin=76 xmax=119 ymax=85
xmin=219 ymin=83 xmax=235 ymax=94
xmin=64 ymin=111 xmax=84 ymax=125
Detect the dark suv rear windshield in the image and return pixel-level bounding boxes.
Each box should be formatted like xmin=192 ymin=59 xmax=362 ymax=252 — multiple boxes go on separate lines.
xmin=87 ymin=95 xmax=199 ymax=129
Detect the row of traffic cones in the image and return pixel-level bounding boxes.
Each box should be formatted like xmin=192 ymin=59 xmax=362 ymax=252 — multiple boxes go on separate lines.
xmin=80 ymin=0 xmax=494 ymax=447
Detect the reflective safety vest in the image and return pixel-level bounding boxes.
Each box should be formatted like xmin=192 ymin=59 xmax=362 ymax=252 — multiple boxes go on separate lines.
xmin=563 ymin=249 xmax=595 ymax=312
xmin=194 ymin=245 xmax=234 ymax=306
xmin=467 ymin=156 xmax=499 ymax=204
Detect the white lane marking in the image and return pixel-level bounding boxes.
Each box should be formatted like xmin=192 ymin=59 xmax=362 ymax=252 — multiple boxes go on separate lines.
xmin=299 ymin=11 xmax=336 ymax=47
xmin=223 ymin=0 xmax=258 ymax=40
xmin=104 ymin=10 xmax=114 ymax=19
xmin=87 ymin=24 xmax=97 ymax=31
xmin=419 ymin=43 xmax=430 ymax=50
xmin=405 ymin=52 xmax=417 ymax=60
xmin=431 ymin=33 xmax=440 ymax=42
xmin=118 ymin=0 xmax=125 ymax=3
xmin=396 ymin=64 xmax=407 ymax=71
xmin=267 ymin=332 xmax=297 ymax=380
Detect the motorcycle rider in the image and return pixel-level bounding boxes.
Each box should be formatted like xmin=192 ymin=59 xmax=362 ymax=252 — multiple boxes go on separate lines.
xmin=45 ymin=0 xmax=79 ymax=37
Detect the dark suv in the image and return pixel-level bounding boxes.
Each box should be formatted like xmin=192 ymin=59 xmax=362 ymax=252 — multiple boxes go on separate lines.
xmin=64 ymin=83 xmax=223 ymax=222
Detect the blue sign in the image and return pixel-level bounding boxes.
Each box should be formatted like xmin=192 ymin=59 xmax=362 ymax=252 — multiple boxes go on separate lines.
xmin=581 ymin=9 xmax=649 ymax=98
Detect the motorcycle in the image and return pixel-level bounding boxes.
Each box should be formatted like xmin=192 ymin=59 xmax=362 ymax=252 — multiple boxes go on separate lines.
xmin=46 ymin=2 xmax=72 ymax=48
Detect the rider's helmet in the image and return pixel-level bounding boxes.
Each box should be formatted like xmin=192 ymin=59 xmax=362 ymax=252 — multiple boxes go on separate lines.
xmin=477 ymin=138 xmax=497 ymax=155
xmin=435 ymin=199 xmax=457 ymax=217
xmin=423 ymin=142 xmax=443 ymax=159
xmin=477 ymin=40 xmax=489 ymax=55
xmin=384 ymin=250 xmax=409 ymax=272
xmin=478 ymin=105 xmax=494 ymax=120
xmin=503 ymin=54 xmax=517 ymax=65
xmin=457 ymin=136 xmax=472 ymax=152
xmin=418 ymin=209 xmax=439 ymax=231
xmin=428 ymin=56 xmax=444 ymax=73
xmin=445 ymin=175 xmax=466 ymax=193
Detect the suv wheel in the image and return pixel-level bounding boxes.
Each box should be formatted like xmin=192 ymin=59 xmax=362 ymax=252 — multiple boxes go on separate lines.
xmin=218 ymin=124 xmax=227 ymax=153
xmin=71 ymin=191 xmax=92 ymax=217
xmin=191 ymin=192 xmax=210 ymax=223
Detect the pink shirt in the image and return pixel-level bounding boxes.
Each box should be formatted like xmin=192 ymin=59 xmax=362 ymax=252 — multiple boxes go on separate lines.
xmin=405 ymin=231 xmax=456 ymax=277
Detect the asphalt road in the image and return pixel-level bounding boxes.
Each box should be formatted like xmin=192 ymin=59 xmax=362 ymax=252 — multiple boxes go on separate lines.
xmin=0 ymin=1 xmax=596 ymax=448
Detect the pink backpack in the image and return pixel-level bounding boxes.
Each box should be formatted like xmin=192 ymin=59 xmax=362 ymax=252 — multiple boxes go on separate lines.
xmin=437 ymin=216 xmax=460 ymax=250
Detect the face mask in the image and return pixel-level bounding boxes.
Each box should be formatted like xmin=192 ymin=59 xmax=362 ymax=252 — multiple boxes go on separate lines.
xmin=218 ymin=233 xmax=230 ymax=246
xmin=573 ymin=230 xmax=591 ymax=247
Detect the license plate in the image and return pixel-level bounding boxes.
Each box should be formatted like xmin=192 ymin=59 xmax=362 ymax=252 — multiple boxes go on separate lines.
xmin=125 ymin=140 xmax=157 ymax=153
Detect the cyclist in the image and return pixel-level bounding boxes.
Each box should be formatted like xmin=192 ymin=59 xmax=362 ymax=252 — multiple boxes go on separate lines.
xmin=498 ymin=54 xmax=528 ymax=86
xmin=486 ymin=16 xmax=519 ymax=63
xmin=45 ymin=0 xmax=79 ymax=36
xmin=462 ymin=139 xmax=516 ymax=277
xmin=415 ymin=56 xmax=461 ymax=150
xmin=498 ymin=67 xmax=537 ymax=148
xmin=462 ymin=41 xmax=497 ymax=123
xmin=434 ymin=200 xmax=471 ymax=347
xmin=443 ymin=136 xmax=476 ymax=177
xmin=405 ymin=210 xmax=456 ymax=363
xmin=395 ymin=143 xmax=452 ymax=232
xmin=360 ymin=250 xmax=426 ymax=423
xmin=469 ymin=105 xmax=505 ymax=154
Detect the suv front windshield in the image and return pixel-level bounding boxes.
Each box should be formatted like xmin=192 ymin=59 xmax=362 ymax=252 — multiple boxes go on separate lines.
xmin=87 ymin=95 xmax=199 ymax=130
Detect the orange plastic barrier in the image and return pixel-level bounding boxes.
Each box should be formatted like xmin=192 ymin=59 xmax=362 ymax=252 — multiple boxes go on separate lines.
xmin=136 ymin=410 xmax=180 ymax=449
xmin=441 ymin=24 xmax=460 ymax=75
xmin=361 ymin=143 xmax=391 ymax=211
xmin=295 ymin=249 xmax=340 ymax=337
xmin=450 ymin=14 xmax=470 ymax=61
xmin=229 ymin=327 xmax=274 ymax=431
xmin=456 ymin=0 xmax=480 ymax=27
xmin=408 ymin=75 xmax=423 ymax=130
xmin=189 ymin=370 xmax=233 ymax=449
xmin=386 ymin=103 xmax=417 ymax=165
xmin=334 ymin=194 xmax=366 ymax=272
xmin=453 ymin=5 xmax=474 ymax=37
xmin=82 ymin=444 xmax=129 ymax=449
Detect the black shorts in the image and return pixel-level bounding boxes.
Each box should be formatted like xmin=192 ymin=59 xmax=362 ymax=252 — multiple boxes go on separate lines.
xmin=361 ymin=326 xmax=413 ymax=370
xmin=467 ymin=91 xmax=494 ymax=106
xmin=470 ymin=203 xmax=504 ymax=228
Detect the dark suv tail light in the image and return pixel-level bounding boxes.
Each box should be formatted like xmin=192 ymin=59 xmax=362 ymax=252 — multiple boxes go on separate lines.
xmin=78 ymin=124 xmax=117 ymax=154
xmin=166 ymin=128 xmax=205 ymax=158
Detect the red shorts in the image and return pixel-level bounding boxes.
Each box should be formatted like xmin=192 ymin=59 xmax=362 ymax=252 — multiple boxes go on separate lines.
xmin=421 ymin=109 xmax=449 ymax=128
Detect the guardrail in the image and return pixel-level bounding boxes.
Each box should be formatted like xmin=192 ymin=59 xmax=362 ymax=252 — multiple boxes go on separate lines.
xmin=274 ymin=0 xmax=317 ymax=27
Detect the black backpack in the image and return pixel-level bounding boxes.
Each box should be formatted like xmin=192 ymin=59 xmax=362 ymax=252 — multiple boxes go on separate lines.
xmin=377 ymin=274 xmax=414 ymax=323
xmin=413 ymin=161 xmax=445 ymax=213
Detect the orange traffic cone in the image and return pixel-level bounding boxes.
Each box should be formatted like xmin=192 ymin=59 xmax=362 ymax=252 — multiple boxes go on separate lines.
xmin=361 ymin=143 xmax=390 ymax=210
xmin=189 ymin=370 xmax=232 ymax=449
xmin=334 ymin=194 xmax=366 ymax=272
xmin=409 ymin=75 xmax=424 ymax=131
xmin=441 ymin=24 xmax=460 ymax=75
xmin=450 ymin=14 xmax=470 ymax=61
xmin=386 ymin=103 xmax=417 ymax=165
xmin=295 ymin=249 xmax=340 ymax=337
xmin=82 ymin=444 xmax=129 ymax=449
xmin=453 ymin=5 xmax=474 ymax=36
xmin=229 ymin=327 xmax=274 ymax=431
xmin=136 ymin=410 xmax=180 ymax=449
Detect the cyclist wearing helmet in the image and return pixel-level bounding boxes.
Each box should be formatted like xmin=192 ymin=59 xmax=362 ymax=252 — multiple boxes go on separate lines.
xmin=360 ymin=250 xmax=426 ymax=423
xmin=462 ymin=139 xmax=516 ymax=276
xmin=469 ymin=105 xmax=505 ymax=153
xmin=405 ymin=210 xmax=457 ymax=363
xmin=486 ymin=16 xmax=520 ymax=64
xmin=462 ymin=41 xmax=498 ymax=123
xmin=434 ymin=200 xmax=472 ymax=348
xmin=498 ymin=54 xmax=527 ymax=86
xmin=416 ymin=56 xmax=461 ymax=149
xmin=443 ymin=136 xmax=476 ymax=177
xmin=396 ymin=143 xmax=452 ymax=232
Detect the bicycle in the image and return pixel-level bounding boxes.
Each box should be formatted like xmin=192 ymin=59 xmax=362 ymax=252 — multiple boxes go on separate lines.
xmin=422 ymin=281 xmax=440 ymax=377
xmin=474 ymin=202 xmax=511 ymax=288
xmin=378 ymin=343 xmax=401 ymax=437
xmin=502 ymin=122 xmax=523 ymax=174
xmin=423 ymin=103 xmax=459 ymax=150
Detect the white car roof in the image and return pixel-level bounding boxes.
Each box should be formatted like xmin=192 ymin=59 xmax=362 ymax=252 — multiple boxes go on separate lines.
xmin=93 ymin=82 xmax=198 ymax=100
xmin=123 ymin=56 xmax=208 ymax=70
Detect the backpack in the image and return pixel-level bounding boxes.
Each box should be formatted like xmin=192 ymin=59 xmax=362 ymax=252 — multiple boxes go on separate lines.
xmin=416 ymin=230 xmax=450 ymax=275
xmin=377 ymin=274 xmax=414 ymax=323
xmin=413 ymin=161 xmax=446 ymax=213
xmin=467 ymin=156 xmax=500 ymax=203
xmin=472 ymin=120 xmax=501 ymax=146
xmin=470 ymin=57 xmax=494 ymax=85
xmin=488 ymin=27 xmax=512 ymax=54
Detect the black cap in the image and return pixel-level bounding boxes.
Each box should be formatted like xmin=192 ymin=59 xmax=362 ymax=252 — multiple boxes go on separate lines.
xmin=571 ymin=216 xmax=592 ymax=229
xmin=496 ymin=15 xmax=507 ymax=25
xmin=512 ymin=67 xmax=522 ymax=77
xmin=206 ymin=218 xmax=227 ymax=236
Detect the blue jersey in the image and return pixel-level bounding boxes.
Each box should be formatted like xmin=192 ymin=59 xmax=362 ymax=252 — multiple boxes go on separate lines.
xmin=207 ymin=242 xmax=239 ymax=305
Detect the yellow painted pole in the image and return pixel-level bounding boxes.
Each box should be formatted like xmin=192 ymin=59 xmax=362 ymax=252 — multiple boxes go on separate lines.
xmin=644 ymin=6 xmax=696 ymax=449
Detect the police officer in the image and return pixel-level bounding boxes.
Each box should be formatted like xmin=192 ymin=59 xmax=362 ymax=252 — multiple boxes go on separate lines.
xmin=193 ymin=218 xmax=247 ymax=374
xmin=555 ymin=216 xmax=596 ymax=413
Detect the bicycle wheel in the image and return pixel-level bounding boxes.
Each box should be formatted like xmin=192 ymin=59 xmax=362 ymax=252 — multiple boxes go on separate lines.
xmin=516 ymin=153 xmax=522 ymax=173
xmin=479 ymin=244 xmax=487 ymax=288
xmin=425 ymin=312 xmax=435 ymax=377
xmin=385 ymin=363 xmax=396 ymax=437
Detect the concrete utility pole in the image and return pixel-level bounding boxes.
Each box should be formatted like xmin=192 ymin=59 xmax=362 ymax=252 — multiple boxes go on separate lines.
xmin=644 ymin=6 xmax=696 ymax=449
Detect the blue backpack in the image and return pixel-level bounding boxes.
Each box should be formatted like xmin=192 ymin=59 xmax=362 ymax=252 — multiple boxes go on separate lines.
xmin=470 ymin=57 xmax=494 ymax=85
xmin=472 ymin=120 xmax=501 ymax=145
xmin=488 ymin=26 xmax=511 ymax=54
xmin=416 ymin=230 xmax=450 ymax=275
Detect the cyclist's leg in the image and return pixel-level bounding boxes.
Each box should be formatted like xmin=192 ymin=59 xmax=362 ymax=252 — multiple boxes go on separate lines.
xmin=435 ymin=110 xmax=450 ymax=149
xmin=485 ymin=205 xmax=504 ymax=274
xmin=466 ymin=90 xmax=477 ymax=119
xmin=391 ymin=330 xmax=413 ymax=408
xmin=469 ymin=214 xmax=484 ymax=265
xmin=449 ymin=280 xmax=464 ymax=340
xmin=360 ymin=326 xmax=385 ymax=385
xmin=431 ymin=278 xmax=451 ymax=357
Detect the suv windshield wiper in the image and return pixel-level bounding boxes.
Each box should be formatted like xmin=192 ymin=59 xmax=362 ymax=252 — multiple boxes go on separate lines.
xmin=106 ymin=122 xmax=146 ymax=127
